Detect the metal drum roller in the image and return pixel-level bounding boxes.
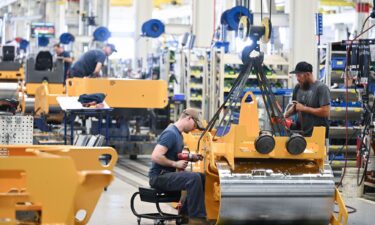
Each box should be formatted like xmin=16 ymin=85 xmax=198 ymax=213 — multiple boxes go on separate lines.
xmin=0 ymin=83 xmax=18 ymax=99
xmin=216 ymin=161 xmax=335 ymax=225
xmin=24 ymin=96 xmax=35 ymax=113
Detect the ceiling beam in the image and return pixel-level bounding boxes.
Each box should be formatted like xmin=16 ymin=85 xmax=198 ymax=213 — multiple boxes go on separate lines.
xmin=0 ymin=0 xmax=18 ymax=9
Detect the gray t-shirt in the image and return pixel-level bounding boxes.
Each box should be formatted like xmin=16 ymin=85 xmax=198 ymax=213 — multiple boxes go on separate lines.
xmin=292 ymin=81 xmax=330 ymax=137
xmin=149 ymin=124 xmax=184 ymax=178
xmin=70 ymin=49 xmax=106 ymax=77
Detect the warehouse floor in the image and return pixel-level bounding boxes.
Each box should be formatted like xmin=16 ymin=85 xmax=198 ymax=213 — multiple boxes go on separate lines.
xmin=89 ymin=156 xmax=375 ymax=225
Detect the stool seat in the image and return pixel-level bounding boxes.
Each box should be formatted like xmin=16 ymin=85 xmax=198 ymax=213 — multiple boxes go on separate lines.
xmin=131 ymin=187 xmax=183 ymax=225
xmin=139 ymin=187 xmax=181 ymax=203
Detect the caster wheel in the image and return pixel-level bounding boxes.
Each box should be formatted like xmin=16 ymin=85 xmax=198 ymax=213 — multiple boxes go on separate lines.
xmin=176 ymin=218 xmax=182 ymax=225
xmin=130 ymin=154 xmax=137 ymax=160
xmin=137 ymin=217 xmax=141 ymax=225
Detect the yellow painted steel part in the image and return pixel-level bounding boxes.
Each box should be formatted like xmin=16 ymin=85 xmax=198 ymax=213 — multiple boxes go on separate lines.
xmin=66 ymin=78 xmax=168 ymax=108
xmin=25 ymin=83 xmax=65 ymax=96
xmin=183 ymin=91 xmax=348 ymax=225
xmin=110 ymin=0 xmax=182 ymax=7
xmin=34 ymin=82 xmax=64 ymax=115
xmin=0 ymin=145 xmax=118 ymax=225
xmin=0 ymin=67 xmax=24 ymax=80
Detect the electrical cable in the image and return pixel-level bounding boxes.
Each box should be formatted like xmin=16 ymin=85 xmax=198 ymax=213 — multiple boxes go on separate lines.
xmin=196 ymin=60 xmax=254 ymax=152
xmin=338 ymin=21 xmax=375 ymax=187
xmin=334 ymin=204 xmax=357 ymax=214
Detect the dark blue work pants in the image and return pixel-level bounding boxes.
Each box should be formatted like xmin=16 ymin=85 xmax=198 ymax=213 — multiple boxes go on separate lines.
xmin=149 ymin=171 xmax=206 ymax=218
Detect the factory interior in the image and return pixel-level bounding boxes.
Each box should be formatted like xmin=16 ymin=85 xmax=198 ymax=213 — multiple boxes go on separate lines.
xmin=1 ymin=0 xmax=375 ymax=224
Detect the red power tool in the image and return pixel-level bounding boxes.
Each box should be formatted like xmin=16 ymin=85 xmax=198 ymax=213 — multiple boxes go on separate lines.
xmin=177 ymin=152 xmax=204 ymax=162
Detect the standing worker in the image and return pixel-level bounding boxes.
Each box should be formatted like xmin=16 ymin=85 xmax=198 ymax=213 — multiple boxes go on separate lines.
xmin=53 ymin=43 xmax=73 ymax=82
xmin=69 ymin=43 xmax=116 ymax=78
xmin=284 ymin=61 xmax=330 ymax=137
xmin=149 ymin=108 xmax=209 ymax=225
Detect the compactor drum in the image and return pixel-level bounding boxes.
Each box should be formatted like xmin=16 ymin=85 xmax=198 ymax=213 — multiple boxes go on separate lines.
xmin=184 ymin=92 xmax=348 ymax=225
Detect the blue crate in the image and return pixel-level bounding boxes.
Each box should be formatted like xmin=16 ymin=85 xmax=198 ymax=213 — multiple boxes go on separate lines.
xmin=330 ymin=101 xmax=361 ymax=107
xmin=331 ymin=57 xmax=346 ymax=70
xmin=173 ymin=94 xmax=185 ymax=101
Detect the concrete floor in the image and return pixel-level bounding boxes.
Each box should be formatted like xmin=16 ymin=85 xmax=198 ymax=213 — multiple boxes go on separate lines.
xmin=89 ymin=157 xmax=375 ymax=225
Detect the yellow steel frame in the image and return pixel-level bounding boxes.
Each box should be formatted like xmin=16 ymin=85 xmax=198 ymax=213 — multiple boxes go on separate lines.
xmin=34 ymin=82 xmax=64 ymax=115
xmin=21 ymin=82 xmax=65 ymax=113
xmin=66 ymin=78 xmax=168 ymax=108
xmin=0 ymin=145 xmax=118 ymax=225
xmin=0 ymin=67 xmax=24 ymax=81
xmin=183 ymin=91 xmax=348 ymax=224
xmin=25 ymin=83 xmax=65 ymax=96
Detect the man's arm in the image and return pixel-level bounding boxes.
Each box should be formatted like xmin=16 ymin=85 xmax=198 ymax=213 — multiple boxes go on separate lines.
xmin=151 ymin=144 xmax=187 ymax=169
xmin=63 ymin=57 xmax=73 ymax=63
xmin=284 ymin=104 xmax=296 ymax=118
xmin=295 ymin=103 xmax=330 ymax=118
xmin=93 ymin=62 xmax=102 ymax=75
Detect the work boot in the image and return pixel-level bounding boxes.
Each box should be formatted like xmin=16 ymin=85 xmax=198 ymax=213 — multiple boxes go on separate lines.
xmin=188 ymin=217 xmax=210 ymax=225
xmin=180 ymin=215 xmax=189 ymax=224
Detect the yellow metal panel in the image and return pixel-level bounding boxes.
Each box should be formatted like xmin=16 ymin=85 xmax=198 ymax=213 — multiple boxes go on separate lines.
xmin=66 ymin=78 xmax=168 ymax=108
xmin=0 ymin=145 xmax=118 ymax=225
xmin=111 ymin=0 xmax=132 ymax=6
xmin=320 ymin=0 xmax=354 ymax=7
xmin=26 ymin=83 xmax=65 ymax=96
xmin=34 ymin=82 xmax=62 ymax=115
xmin=110 ymin=0 xmax=182 ymax=7
xmin=0 ymin=67 xmax=24 ymax=81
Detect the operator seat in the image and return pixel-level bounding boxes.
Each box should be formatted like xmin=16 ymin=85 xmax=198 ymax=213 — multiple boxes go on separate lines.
xmin=35 ymin=51 xmax=53 ymax=71
xmin=2 ymin=46 xmax=16 ymax=61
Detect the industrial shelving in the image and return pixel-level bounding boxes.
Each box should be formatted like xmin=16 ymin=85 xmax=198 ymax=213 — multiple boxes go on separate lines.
xmin=181 ymin=49 xmax=208 ymax=117
xmin=323 ymin=42 xmax=363 ymax=182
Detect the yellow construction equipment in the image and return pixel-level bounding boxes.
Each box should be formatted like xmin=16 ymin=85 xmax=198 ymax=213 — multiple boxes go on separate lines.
xmin=0 ymin=66 xmax=24 ymax=80
xmin=66 ymin=78 xmax=168 ymax=108
xmin=183 ymin=92 xmax=348 ymax=225
xmin=0 ymin=145 xmax=118 ymax=225
xmin=32 ymin=78 xmax=169 ymax=115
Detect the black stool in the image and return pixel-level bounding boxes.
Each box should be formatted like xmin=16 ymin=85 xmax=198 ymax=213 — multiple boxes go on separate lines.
xmin=130 ymin=187 xmax=183 ymax=225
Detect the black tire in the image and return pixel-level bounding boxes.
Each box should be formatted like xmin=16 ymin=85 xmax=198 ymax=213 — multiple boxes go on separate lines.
xmin=130 ymin=154 xmax=137 ymax=160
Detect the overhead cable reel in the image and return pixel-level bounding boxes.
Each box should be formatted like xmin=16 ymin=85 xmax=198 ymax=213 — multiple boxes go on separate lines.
xmin=59 ymin=32 xmax=75 ymax=44
xmin=238 ymin=16 xmax=249 ymax=41
xmin=93 ymin=26 xmax=111 ymax=42
xmin=19 ymin=39 xmax=29 ymax=51
xmin=224 ymin=6 xmax=253 ymax=31
xmin=141 ymin=19 xmax=165 ymax=38
xmin=38 ymin=36 xmax=49 ymax=47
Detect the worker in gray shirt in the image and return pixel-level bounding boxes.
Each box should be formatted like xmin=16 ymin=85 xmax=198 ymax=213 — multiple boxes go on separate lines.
xmin=149 ymin=108 xmax=208 ymax=225
xmin=69 ymin=43 xmax=116 ymax=78
xmin=284 ymin=61 xmax=330 ymax=137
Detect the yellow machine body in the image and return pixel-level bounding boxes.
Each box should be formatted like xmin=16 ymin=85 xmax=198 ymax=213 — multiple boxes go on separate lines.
xmin=0 ymin=67 xmax=24 ymax=81
xmin=66 ymin=78 xmax=169 ymax=108
xmin=0 ymin=145 xmax=118 ymax=225
xmin=183 ymin=92 xmax=348 ymax=225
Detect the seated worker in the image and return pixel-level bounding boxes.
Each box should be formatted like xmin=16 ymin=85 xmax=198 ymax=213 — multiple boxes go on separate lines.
xmin=149 ymin=108 xmax=208 ymax=225
xmin=69 ymin=43 xmax=116 ymax=78
xmin=53 ymin=43 xmax=73 ymax=82
xmin=284 ymin=61 xmax=330 ymax=137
